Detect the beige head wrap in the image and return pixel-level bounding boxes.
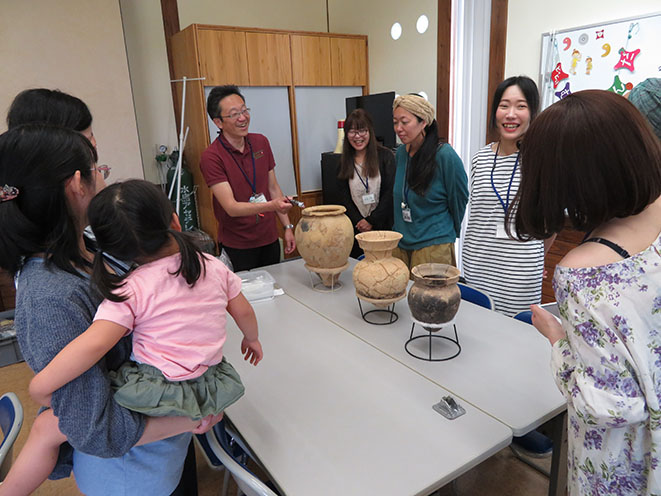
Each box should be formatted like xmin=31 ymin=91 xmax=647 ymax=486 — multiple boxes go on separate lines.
xmin=393 ymin=94 xmax=435 ymax=127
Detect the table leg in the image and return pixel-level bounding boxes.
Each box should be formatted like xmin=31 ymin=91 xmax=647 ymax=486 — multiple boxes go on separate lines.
xmin=548 ymin=411 xmax=568 ymax=496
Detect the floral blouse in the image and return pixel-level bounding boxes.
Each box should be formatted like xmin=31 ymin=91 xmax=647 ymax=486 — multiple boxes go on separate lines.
xmin=551 ymin=234 xmax=661 ymax=495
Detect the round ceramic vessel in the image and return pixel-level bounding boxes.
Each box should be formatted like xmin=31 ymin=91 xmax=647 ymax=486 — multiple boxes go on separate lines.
xmin=407 ymin=263 xmax=461 ymax=329
xmin=294 ymin=205 xmax=354 ymax=287
xmin=353 ymin=231 xmax=409 ymax=306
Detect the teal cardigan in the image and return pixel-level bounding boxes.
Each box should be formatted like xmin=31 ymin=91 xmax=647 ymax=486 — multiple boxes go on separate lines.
xmin=392 ymin=143 xmax=468 ymax=250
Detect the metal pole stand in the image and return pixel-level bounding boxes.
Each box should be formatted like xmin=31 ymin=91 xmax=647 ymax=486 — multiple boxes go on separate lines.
xmin=404 ymin=318 xmax=461 ymax=362
xmin=356 ymin=298 xmax=399 ymax=325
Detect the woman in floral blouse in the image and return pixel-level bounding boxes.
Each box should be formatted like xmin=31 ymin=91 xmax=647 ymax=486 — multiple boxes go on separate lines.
xmin=508 ymin=90 xmax=661 ymax=495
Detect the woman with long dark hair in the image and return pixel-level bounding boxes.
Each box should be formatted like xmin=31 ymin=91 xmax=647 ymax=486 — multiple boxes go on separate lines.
xmin=391 ymin=94 xmax=468 ymax=269
xmin=512 ymin=90 xmax=661 ymax=494
xmin=462 ymin=76 xmax=549 ymax=317
xmin=337 ymin=108 xmax=395 ymax=258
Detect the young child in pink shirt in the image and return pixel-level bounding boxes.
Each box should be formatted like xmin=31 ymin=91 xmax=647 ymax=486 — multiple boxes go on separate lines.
xmin=2 ymin=179 xmax=262 ymax=495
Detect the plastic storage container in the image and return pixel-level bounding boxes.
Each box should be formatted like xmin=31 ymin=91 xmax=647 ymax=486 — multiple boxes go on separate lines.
xmin=239 ymin=270 xmax=276 ymax=303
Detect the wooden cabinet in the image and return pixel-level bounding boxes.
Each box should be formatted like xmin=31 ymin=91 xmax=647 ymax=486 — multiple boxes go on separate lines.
xmin=170 ymin=24 xmax=368 ymax=242
xmin=246 ymin=32 xmax=292 ymax=85
xmin=291 ymin=35 xmax=331 ymax=86
xmin=331 ymin=37 xmax=368 ymax=86
xmin=197 ymin=29 xmax=249 ymax=85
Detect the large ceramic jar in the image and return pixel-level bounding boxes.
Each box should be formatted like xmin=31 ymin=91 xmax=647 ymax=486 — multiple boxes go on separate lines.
xmin=407 ymin=263 xmax=461 ymax=328
xmin=352 ymin=231 xmax=409 ymax=307
xmin=295 ymin=205 xmax=354 ymax=287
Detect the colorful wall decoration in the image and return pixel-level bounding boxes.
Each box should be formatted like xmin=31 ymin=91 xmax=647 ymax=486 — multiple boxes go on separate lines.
xmin=539 ymin=12 xmax=661 ymax=109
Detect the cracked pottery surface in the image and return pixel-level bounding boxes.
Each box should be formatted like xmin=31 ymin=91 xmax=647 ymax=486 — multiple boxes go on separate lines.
xmin=294 ymin=205 xmax=353 ymax=286
xmin=353 ymin=231 xmax=409 ymax=303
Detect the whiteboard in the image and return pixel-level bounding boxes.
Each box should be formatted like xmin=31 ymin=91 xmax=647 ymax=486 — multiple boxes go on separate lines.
xmin=539 ymin=12 xmax=661 ymax=109
xmin=295 ymin=87 xmax=362 ymax=192
xmin=204 ymin=86 xmax=297 ymax=197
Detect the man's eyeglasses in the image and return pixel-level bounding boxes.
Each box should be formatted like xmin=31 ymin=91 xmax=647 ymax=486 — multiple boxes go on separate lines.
xmin=92 ymin=164 xmax=112 ymax=180
xmin=347 ymin=128 xmax=369 ymax=138
xmin=221 ymin=108 xmax=251 ymax=121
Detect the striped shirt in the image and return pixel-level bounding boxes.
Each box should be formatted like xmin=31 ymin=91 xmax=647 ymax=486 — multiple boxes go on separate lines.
xmin=462 ymin=144 xmax=543 ymax=316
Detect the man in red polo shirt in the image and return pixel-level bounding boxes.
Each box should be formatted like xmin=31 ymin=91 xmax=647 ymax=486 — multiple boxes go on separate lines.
xmin=200 ymin=85 xmax=296 ymax=272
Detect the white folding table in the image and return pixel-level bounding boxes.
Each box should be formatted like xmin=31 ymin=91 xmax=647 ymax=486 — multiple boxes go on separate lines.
xmin=223 ymin=294 xmax=511 ymax=496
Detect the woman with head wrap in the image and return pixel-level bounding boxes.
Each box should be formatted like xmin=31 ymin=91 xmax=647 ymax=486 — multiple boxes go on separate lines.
xmin=391 ymin=94 xmax=468 ymax=270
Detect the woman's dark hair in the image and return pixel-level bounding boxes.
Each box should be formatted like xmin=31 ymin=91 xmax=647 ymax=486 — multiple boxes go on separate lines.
xmin=408 ymin=118 xmax=442 ymax=196
xmin=7 ymin=88 xmax=93 ymax=132
xmin=206 ymin=85 xmax=245 ymax=120
xmin=0 ymin=124 xmax=97 ymax=276
xmin=508 ymin=90 xmax=661 ymax=239
xmin=338 ymin=109 xmax=380 ymax=180
xmin=88 ymin=179 xmax=207 ymax=302
xmin=489 ymin=76 xmax=540 ymax=131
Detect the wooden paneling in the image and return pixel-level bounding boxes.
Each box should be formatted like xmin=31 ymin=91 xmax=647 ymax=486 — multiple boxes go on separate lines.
xmin=246 ymin=32 xmax=292 ymax=86
xmin=330 ymin=37 xmax=367 ymax=86
xmin=486 ymin=0 xmax=509 ymax=143
xmin=542 ymin=225 xmax=583 ymax=303
xmin=436 ymin=0 xmax=452 ymax=141
xmin=291 ymin=35 xmax=332 ymax=86
xmin=160 ymin=0 xmax=181 ymax=128
xmin=197 ymin=29 xmax=249 ymax=86
xmin=0 ymin=270 xmax=15 ymax=311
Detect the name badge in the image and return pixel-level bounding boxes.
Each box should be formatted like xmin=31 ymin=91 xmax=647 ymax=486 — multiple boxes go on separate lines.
xmin=250 ymin=193 xmax=267 ymax=203
xmin=253 ymin=150 xmax=264 ymax=160
xmin=362 ymin=193 xmax=376 ymax=205
xmin=402 ymin=207 xmax=412 ymax=223
xmin=495 ymin=222 xmax=514 ymax=239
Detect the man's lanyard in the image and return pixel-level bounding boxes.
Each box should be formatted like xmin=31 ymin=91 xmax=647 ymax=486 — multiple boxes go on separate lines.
xmin=219 ymin=135 xmax=256 ymax=194
xmin=490 ymin=142 xmax=519 ymax=215
xmin=354 ymin=164 xmax=369 ymax=192
xmin=401 ymin=155 xmax=411 ymax=208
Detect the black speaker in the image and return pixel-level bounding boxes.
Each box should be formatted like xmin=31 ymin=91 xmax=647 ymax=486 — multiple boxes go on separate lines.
xmin=321 ymin=152 xmax=342 ymax=205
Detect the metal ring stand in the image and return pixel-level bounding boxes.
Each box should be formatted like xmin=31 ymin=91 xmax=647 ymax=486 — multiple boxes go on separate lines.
xmin=306 ymin=270 xmax=343 ymax=292
xmin=405 ymin=319 xmax=461 ymax=362
xmin=357 ymin=298 xmax=398 ymax=325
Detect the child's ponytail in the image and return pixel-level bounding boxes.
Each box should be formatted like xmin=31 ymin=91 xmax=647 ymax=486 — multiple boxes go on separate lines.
xmin=169 ymin=230 xmax=207 ymax=286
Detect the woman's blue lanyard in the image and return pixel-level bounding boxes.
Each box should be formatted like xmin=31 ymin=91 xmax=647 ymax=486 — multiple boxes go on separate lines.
xmin=490 ymin=142 xmax=519 ymax=215
xmin=401 ymin=155 xmax=411 ymax=208
xmin=220 ymin=135 xmax=256 ymax=194
xmin=354 ymin=164 xmax=369 ymax=193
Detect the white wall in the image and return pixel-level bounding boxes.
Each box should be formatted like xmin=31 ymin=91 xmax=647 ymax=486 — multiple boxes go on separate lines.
xmin=0 ymin=0 xmax=142 ymax=181
xmin=330 ymin=0 xmax=438 ymax=109
xmin=505 ymin=0 xmax=661 ymax=81
xmin=119 ymin=0 xmax=179 ymax=184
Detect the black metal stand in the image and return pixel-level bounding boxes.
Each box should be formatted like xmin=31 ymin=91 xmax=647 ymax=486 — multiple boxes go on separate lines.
xmin=404 ymin=322 xmax=461 ymax=362
xmin=356 ymin=298 xmax=398 ymax=325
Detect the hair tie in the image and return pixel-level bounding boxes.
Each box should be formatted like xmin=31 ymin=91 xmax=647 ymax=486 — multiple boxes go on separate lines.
xmin=0 ymin=185 xmax=19 ymax=202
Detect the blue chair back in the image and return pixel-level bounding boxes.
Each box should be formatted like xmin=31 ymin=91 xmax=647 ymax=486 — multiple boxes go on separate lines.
xmin=457 ymin=283 xmax=494 ymax=310
xmin=513 ymin=310 xmax=533 ymax=325
xmin=0 ymin=392 xmax=23 ymax=480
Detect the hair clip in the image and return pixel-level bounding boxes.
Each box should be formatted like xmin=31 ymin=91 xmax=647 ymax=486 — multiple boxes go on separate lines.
xmin=0 ymin=185 xmax=19 ymax=202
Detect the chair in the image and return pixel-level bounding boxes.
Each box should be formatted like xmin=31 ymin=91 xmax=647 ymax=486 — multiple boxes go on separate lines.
xmin=195 ymin=419 xmax=277 ymax=496
xmin=513 ymin=310 xmax=533 ymax=325
xmin=0 ymin=392 xmax=23 ymax=481
xmin=457 ymin=283 xmax=494 ymax=310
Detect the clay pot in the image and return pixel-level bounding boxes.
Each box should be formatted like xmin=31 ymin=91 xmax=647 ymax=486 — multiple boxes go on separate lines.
xmin=407 ymin=263 xmax=461 ymax=329
xmin=352 ymin=231 xmax=409 ymax=307
xmin=294 ymin=205 xmax=354 ymax=287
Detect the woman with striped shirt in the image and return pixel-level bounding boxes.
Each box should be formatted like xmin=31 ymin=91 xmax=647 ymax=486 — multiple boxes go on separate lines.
xmin=462 ymin=76 xmax=550 ymax=316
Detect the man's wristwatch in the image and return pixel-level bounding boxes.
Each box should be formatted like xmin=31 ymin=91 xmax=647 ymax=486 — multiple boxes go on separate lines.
xmin=284 ymin=224 xmax=294 ymax=230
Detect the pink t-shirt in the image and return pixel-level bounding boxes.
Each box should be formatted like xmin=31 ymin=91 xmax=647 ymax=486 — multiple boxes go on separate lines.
xmin=94 ymin=254 xmax=242 ymax=381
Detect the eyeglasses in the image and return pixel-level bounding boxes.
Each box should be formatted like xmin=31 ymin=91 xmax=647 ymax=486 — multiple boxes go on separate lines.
xmin=347 ymin=128 xmax=369 ymax=138
xmin=92 ymin=164 xmax=112 ymax=180
xmin=221 ymin=108 xmax=251 ymax=121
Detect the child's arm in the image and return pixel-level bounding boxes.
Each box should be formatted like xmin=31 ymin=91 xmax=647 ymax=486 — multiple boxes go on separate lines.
xmin=29 ymin=319 xmax=128 ymax=406
xmin=226 ymin=292 xmax=263 ymax=365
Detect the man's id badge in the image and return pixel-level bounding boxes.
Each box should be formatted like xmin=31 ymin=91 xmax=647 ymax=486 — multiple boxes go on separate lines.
xmin=250 ymin=193 xmax=267 ymax=203
xmin=402 ymin=207 xmax=412 ymax=222
xmin=362 ymin=193 xmax=376 ymax=205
